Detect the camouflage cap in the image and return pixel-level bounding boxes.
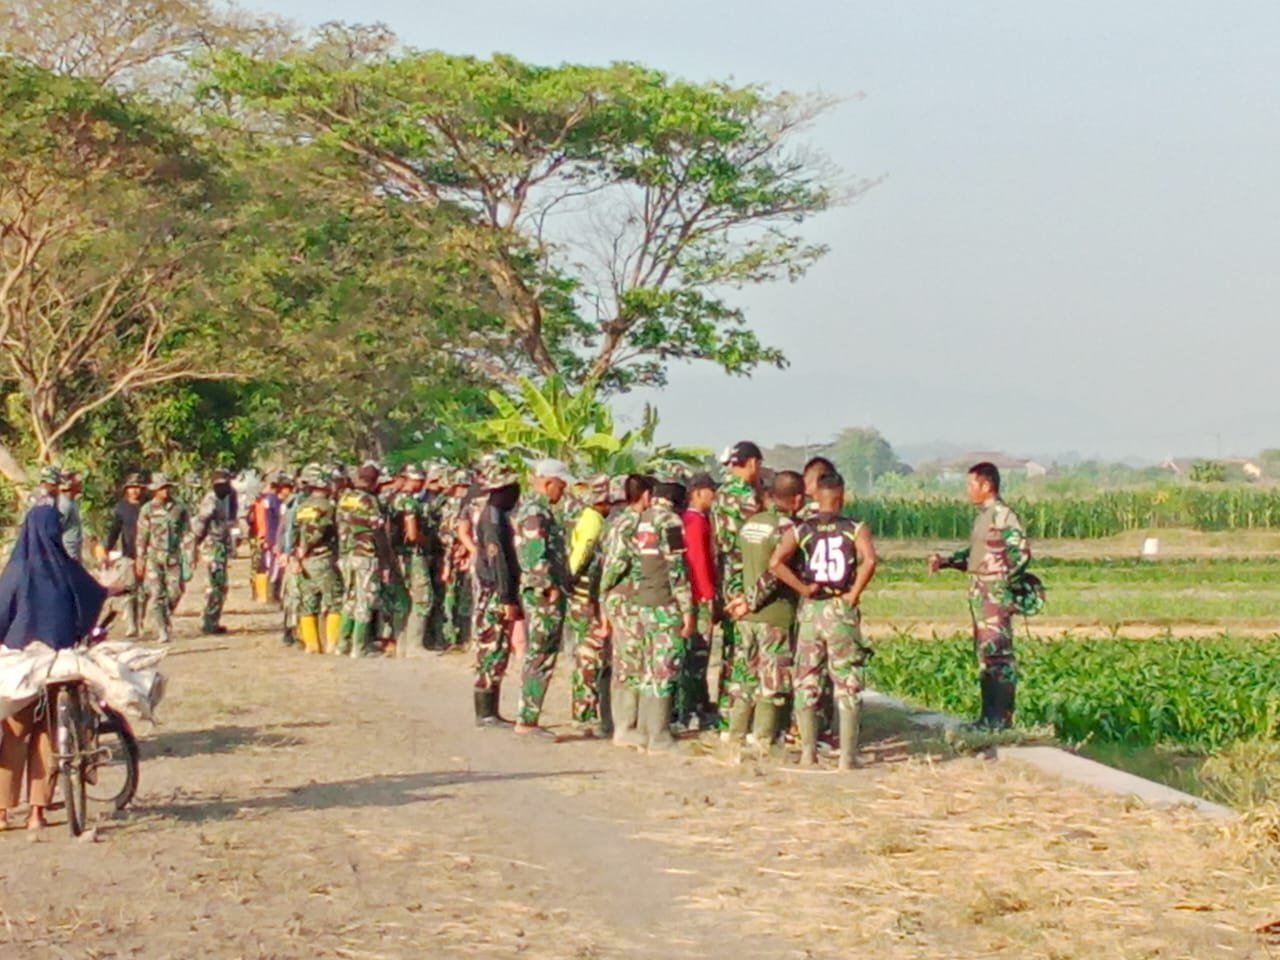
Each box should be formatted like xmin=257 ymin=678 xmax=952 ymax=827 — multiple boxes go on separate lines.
xmin=401 ymin=463 xmax=427 ymax=481
xmin=649 ymin=460 xmax=691 ymax=486
xmin=39 ymin=465 xmax=63 ymax=486
xmin=271 ymin=470 xmax=293 ymax=487
xmin=211 ymin=467 xmax=233 ymax=481
xmin=607 ymin=475 xmax=628 ymax=503
xmin=585 ymin=473 xmax=611 ymax=502
xmin=450 ymin=468 xmax=473 ymax=489
xmin=149 ymin=472 xmax=174 ymax=491
xmin=123 ymin=472 xmax=147 ymax=489
xmin=299 ymin=463 xmax=327 ymax=488
xmin=424 ymin=461 xmax=449 ymax=483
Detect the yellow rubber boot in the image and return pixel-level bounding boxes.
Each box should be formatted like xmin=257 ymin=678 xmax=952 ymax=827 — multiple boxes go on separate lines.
xmin=324 ymin=613 xmax=343 ymax=655
xmin=298 ymin=615 xmax=321 ymax=654
xmin=253 ymin=573 xmax=269 ymax=603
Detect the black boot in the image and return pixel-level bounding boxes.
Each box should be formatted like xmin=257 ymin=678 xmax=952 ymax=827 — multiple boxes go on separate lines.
xmin=976 ymin=675 xmax=999 ymax=728
xmin=596 ymin=668 xmax=614 ymax=739
xmin=474 ymin=690 xmax=499 ymax=728
xmin=991 ymin=680 xmax=1016 ymax=730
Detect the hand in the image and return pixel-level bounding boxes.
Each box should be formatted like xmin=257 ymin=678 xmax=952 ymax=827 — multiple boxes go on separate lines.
xmin=545 ymin=586 xmax=561 ymax=605
xmin=680 ymin=613 xmax=695 ymax=639
xmin=725 ymin=597 xmax=749 ymax=620
xmin=803 ymin=583 xmax=820 ymax=600
xmin=593 ymin=618 xmax=611 ymax=640
xmin=502 ymin=603 xmax=522 ymax=623
xmin=134 ymin=563 xmax=144 ymax=582
xmin=380 ymin=569 xmax=391 ymax=584
xmin=509 ymin=617 xmax=528 ymax=658
xmin=927 ymin=553 xmax=942 ymax=574
xmin=843 ymin=589 xmax=862 ymax=607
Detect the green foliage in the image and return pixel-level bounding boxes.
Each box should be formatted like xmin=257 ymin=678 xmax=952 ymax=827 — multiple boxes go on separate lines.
xmin=826 ymin=426 xmax=909 ymax=493
xmin=1189 ymin=460 xmax=1227 ymax=483
xmin=868 ymin=633 xmax=1280 ymax=752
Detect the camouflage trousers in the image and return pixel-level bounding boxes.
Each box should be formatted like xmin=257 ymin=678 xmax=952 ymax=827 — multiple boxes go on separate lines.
xmin=142 ymin=557 xmax=184 ymax=642
xmin=727 ymin=620 xmax=795 ymax=707
xmin=398 ymin=553 xmax=433 ymax=654
xmin=342 ymin=555 xmax=381 ymax=625
xmin=794 ymin=598 xmax=868 ymax=711
xmin=969 ymin=578 xmax=1017 ymax=685
xmin=516 ymin=589 xmax=566 ymax=726
xmin=297 ymin=555 xmax=342 ymax=617
xmin=708 ymin=616 xmax=738 ymax=710
xmin=603 ymin=591 xmax=643 ymax=690
xmin=202 ymin=539 xmax=230 ymax=630
xmin=675 ymin=601 xmax=714 ymax=722
xmin=472 ymin=587 xmax=511 ymax=691
xmin=567 ymin=595 xmax=608 ymax=725
xmin=442 ymin=572 xmax=472 ymax=648
xmin=636 ymin=603 xmax=687 ymax=699
xmin=110 ymin=557 xmax=142 ymax=638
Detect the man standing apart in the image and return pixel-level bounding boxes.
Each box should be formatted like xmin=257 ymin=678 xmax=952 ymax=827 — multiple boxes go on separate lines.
xmin=928 ymin=462 xmax=1028 ymax=729
xmin=566 ymin=475 xmax=614 ymax=736
xmin=710 ymin=442 xmax=763 ymax=722
xmin=193 ymin=468 xmax=238 ymax=635
xmin=679 ymin=473 xmax=718 ymax=727
xmin=472 ymin=464 xmax=522 ymax=727
xmin=769 ymin=472 xmax=877 ymax=769
xmin=134 ymin=474 xmax=191 ymax=644
xmin=512 ymin=459 xmax=572 ymax=736
xmin=98 ymin=473 xmax=146 ymax=637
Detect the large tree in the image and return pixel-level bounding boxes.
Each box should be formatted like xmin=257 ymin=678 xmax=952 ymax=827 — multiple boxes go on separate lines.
xmin=208 ymin=48 xmax=860 ymax=391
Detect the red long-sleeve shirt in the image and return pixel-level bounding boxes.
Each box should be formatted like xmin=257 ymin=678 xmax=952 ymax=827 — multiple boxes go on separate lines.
xmin=682 ymin=508 xmax=716 ymax=604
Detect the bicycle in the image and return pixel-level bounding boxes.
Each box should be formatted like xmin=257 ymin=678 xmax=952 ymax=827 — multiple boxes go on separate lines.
xmin=41 ymin=612 xmax=141 ymax=837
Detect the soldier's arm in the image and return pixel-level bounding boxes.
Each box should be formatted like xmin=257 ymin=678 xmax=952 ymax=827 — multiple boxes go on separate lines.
xmin=134 ymin=510 xmax=151 ymax=561
xmin=936 ymin=546 xmax=969 ymax=571
xmin=517 ymin=508 xmax=554 ymax=593
xmin=192 ymin=494 xmax=214 ymax=545
xmin=662 ymin=519 xmax=692 ymax=618
xmin=1000 ymin=510 xmax=1030 ymax=577
xmin=845 ymin=524 xmax=878 ymax=607
xmin=768 ymin=528 xmax=812 ymax=598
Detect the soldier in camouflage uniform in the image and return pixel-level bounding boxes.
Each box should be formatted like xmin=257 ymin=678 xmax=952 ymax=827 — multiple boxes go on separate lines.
xmin=598 ymin=474 xmax=655 ymax=748
xmin=709 ymin=442 xmax=764 ymax=724
xmin=769 ymin=471 xmax=878 ymax=769
xmin=336 ymin=464 xmax=394 ymax=657
xmin=566 ymin=475 xmax=614 ymax=735
xmin=276 ymin=472 xmax=302 ymax=645
xmin=929 ymin=462 xmax=1029 ymax=729
xmin=290 ymin=465 xmax=343 ymax=654
xmin=633 ymin=473 xmax=694 ymax=752
xmin=511 ymin=459 xmax=573 ymax=735
xmin=439 ymin=469 xmax=474 ymax=649
xmin=134 ymin=473 xmax=191 ymax=644
xmin=471 ymin=461 xmax=522 ymax=726
xmin=391 ymin=464 xmax=432 ymax=657
xmin=193 ymin=468 xmax=238 ymax=635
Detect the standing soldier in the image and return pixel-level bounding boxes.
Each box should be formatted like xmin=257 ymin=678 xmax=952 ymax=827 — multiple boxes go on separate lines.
xmin=471 ymin=463 xmax=522 ymax=727
xmin=439 ymin=469 xmax=474 ymax=650
xmin=709 ymin=441 xmax=764 ymax=724
xmin=275 ymin=471 xmax=303 ymax=644
xmin=512 ymin=459 xmax=573 ymax=737
xmin=248 ymin=472 xmax=284 ymax=603
xmin=679 ymin=472 xmax=718 ymax=728
xmin=290 ymin=464 xmax=343 ymax=654
xmin=928 ymin=462 xmax=1029 ymax=730
xmin=58 ymin=471 xmax=85 ymax=563
xmin=134 ymin=473 xmax=191 ymax=644
xmin=28 ymin=466 xmax=62 ymax=512
xmin=336 ymin=464 xmax=393 ymax=658
xmin=98 ymin=473 xmax=147 ymax=638
xmin=391 ymin=464 xmax=432 ymax=657
xmin=193 ymin=468 xmax=238 ymax=635
xmin=769 ymin=472 xmax=878 ymax=769
xmin=566 ymin=475 xmax=614 ymax=736
xmin=732 ymin=470 xmax=806 ymax=759
xmin=598 ymin=474 xmax=655 ymax=748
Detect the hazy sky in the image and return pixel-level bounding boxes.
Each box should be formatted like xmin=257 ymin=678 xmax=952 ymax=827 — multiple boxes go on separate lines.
xmin=257 ymin=0 xmax=1280 ymax=461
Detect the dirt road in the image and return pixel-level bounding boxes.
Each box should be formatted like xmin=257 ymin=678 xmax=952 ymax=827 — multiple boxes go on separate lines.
xmin=0 ymin=563 xmax=1274 ymax=959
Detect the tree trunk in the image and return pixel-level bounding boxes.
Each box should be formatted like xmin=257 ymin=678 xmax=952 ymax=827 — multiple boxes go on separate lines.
xmin=0 ymin=442 xmax=28 ymax=486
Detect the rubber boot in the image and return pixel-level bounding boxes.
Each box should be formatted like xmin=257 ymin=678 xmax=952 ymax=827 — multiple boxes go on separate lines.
xmin=324 ymin=612 xmax=343 ymax=655
xmin=797 ymin=708 xmax=819 ymax=767
xmin=335 ymin=616 xmax=354 ymax=656
xmin=474 ymin=690 xmax=500 ymax=727
xmin=596 ymin=668 xmax=614 ymax=739
xmin=991 ymin=680 xmax=1016 ymax=730
xmin=253 ymin=573 xmax=269 ymax=603
xmin=645 ymin=695 xmax=676 ymax=753
xmin=752 ymin=700 xmax=781 ymax=756
xmin=838 ymin=700 xmax=861 ymax=771
xmin=298 ymin=615 xmax=321 ymax=654
xmin=281 ymin=626 xmax=296 ymax=647
xmin=611 ymin=683 xmax=645 ymax=749
xmin=726 ymin=698 xmax=752 ymax=764
xmin=350 ymin=620 xmax=373 ymax=658
xmin=975 ymin=675 xmax=999 ymax=729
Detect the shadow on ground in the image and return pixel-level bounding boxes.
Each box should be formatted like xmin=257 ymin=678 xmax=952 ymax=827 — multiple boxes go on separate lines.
xmin=142 ymin=768 xmax=604 ymax=823
xmin=142 ymin=721 xmax=334 ymax=759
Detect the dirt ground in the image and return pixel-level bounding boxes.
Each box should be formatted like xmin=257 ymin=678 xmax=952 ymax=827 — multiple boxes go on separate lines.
xmin=0 ymin=560 xmax=1277 ymax=959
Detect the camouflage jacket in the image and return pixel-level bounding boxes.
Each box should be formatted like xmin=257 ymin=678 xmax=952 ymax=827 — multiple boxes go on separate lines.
xmin=337 ymin=488 xmax=385 ymax=559
xmin=942 ymin=499 xmax=1029 ymax=583
xmin=293 ymin=493 xmax=338 ymax=559
xmin=634 ymin=500 xmax=692 ymax=616
xmin=513 ymin=492 xmax=568 ymax=596
xmin=710 ymin=474 xmax=760 ymax=601
xmin=194 ymin=490 xmax=237 ymax=547
xmin=135 ymin=500 xmax=190 ymax=565
xmin=598 ymin=507 xmax=644 ymax=598
xmin=390 ymin=491 xmax=426 ymax=557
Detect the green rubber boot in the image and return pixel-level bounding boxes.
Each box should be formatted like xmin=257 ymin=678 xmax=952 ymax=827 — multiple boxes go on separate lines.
xmin=350 ymin=620 xmax=373 ymax=658
xmin=752 ymin=700 xmax=781 ymax=757
xmin=645 ymin=695 xmax=676 ymax=753
xmin=335 ymin=615 xmax=354 ymax=656
xmin=797 ymin=708 xmax=819 ymax=767
xmin=838 ymin=700 xmax=861 ymax=771
xmin=611 ymin=683 xmax=644 ymax=749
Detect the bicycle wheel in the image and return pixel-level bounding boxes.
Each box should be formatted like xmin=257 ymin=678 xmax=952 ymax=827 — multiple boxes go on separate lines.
xmin=55 ymin=687 xmax=87 ymax=837
xmin=87 ymin=707 xmax=139 ymax=811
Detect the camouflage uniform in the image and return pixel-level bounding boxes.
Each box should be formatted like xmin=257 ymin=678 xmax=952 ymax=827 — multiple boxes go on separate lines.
xmin=291 ymin=488 xmax=343 ymax=618
xmin=193 ymin=481 xmax=237 ymax=633
xmin=391 ymin=483 xmax=432 ymax=656
xmin=733 ymin=506 xmax=799 ymax=708
xmin=513 ymin=491 xmax=568 ymax=726
xmin=471 ymin=475 xmax=520 ymax=711
xmin=634 ymin=499 xmax=692 ymax=698
xmin=709 ymin=474 xmax=760 ymax=712
xmin=336 ymin=485 xmax=388 ymax=656
xmin=598 ymin=507 xmax=645 ymax=691
xmin=940 ymin=497 xmax=1029 ymax=724
xmin=134 ymin=487 xmax=191 ymax=644
xmin=567 ymin=495 xmax=610 ymax=727
xmin=439 ymin=478 xmax=474 ymax=648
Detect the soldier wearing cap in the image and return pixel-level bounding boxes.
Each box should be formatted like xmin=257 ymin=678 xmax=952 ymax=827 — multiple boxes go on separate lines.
xmin=566 ymin=474 xmax=616 ymax=735
xmin=438 ymin=468 xmax=475 ymax=649
xmin=678 ymin=472 xmax=719 ymax=727
xmin=192 ymin=468 xmax=239 ymax=634
xmin=98 ymin=472 xmax=147 ymax=637
xmin=335 ymin=464 xmax=395 ymax=657
xmin=510 ymin=458 xmax=573 ymax=736
xmin=290 ymin=464 xmax=343 ymax=653
xmin=708 ymin=441 xmax=764 ymax=724
xmin=390 ymin=463 xmax=432 ymax=657
xmin=471 ymin=460 xmax=522 ymax=726
xmin=134 ymin=473 xmax=192 ymax=644
xmin=275 ymin=470 xmax=304 ymax=644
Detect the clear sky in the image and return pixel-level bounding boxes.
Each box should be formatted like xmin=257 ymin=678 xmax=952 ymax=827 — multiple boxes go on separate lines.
xmin=255 ymin=0 xmax=1280 ymax=462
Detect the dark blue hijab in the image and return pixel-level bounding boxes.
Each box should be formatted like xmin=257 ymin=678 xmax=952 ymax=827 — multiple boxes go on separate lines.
xmin=0 ymin=505 xmax=106 ymax=651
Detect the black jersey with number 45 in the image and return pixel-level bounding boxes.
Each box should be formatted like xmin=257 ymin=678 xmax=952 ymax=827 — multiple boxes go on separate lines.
xmin=795 ymin=514 xmax=863 ymax=599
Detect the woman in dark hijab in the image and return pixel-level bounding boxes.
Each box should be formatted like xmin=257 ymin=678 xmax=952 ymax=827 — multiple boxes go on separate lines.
xmin=0 ymin=505 xmax=107 ymax=830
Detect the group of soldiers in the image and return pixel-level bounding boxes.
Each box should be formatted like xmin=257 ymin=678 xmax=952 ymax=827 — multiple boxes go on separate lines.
xmin=56 ymin=442 xmax=1029 ymax=769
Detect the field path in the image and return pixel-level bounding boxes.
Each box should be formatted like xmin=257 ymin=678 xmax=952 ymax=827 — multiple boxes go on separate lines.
xmin=0 ymin=561 xmax=1275 ymax=959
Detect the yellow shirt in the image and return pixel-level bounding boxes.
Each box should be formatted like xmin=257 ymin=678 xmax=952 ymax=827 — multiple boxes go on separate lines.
xmin=569 ymin=507 xmax=605 ymax=576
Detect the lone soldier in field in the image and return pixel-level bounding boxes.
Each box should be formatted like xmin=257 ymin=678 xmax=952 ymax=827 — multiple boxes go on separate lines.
xmin=929 ymin=462 xmax=1029 ymax=729
xmin=193 ymin=468 xmax=238 ymax=635
xmin=134 ymin=473 xmax=192 ymax=644
xmin=769 ymin=471 xmax=878 ymax=769
xmin=512 ymin=459 xmax=573 ymax=736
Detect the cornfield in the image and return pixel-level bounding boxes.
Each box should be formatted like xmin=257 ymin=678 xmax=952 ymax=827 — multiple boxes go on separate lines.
xmin=853 ymin=487 xmax=1280 ymax=539
xmin=867 ymin=633 xmax=1280 ymax=751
